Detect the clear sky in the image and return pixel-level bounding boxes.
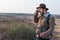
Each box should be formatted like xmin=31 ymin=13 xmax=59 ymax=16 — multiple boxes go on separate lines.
xmin=0 ymin=0 xmax=60 ymax=14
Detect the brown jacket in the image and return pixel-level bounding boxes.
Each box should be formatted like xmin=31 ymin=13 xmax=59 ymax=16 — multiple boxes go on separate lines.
xmin=34 ymin=12 xmax=55 ymax=38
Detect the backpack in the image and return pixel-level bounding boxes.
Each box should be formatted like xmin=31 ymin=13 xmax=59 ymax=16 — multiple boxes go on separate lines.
xmin=46 ymin=14 xmax=53 ymax=37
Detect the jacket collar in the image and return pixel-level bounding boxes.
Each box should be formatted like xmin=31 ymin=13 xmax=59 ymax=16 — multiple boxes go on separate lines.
xmin=44 ymin=12 xmax=50 ymax=17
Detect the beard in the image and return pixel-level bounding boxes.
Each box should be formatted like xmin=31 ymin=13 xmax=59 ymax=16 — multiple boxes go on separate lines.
xmin=40 ymin=12 xmax=44 ymax=17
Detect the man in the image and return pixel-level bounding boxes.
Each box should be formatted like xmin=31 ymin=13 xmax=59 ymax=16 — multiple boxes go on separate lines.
xmin=34 ymin=3 xmax=55 ymax=40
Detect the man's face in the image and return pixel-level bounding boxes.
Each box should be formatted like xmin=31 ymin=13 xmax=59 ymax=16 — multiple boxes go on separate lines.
xmin=38 ymin=8 xmax=44 ymax=14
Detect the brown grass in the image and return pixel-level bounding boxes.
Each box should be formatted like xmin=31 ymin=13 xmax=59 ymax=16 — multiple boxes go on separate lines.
xmin=0 ymin=15 xmax=60 ymax=40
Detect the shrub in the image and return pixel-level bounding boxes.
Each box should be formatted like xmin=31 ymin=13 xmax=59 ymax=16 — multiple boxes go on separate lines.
xmin=7 ymin=22 xmax=36 ymax=40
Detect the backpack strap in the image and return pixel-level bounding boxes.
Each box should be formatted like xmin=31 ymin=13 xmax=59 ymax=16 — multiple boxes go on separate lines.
xmin=46 ymin=14 xmax=53 ymax=37
xmin=46 ymin=14 xmax=51 ymax=25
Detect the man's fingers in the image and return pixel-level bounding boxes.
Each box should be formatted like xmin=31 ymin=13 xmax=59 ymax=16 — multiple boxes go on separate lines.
xmin=40 ymin=33 xmax=45 ymax=38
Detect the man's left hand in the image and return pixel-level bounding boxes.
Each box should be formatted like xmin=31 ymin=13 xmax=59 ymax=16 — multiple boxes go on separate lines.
xmin=40 ymin=32 xmax=46 ymax=38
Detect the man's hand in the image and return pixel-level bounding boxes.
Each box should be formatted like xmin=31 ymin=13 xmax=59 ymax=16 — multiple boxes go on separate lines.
xmin=36 ymin=9 xmax=40 ymax=13
xmin=40 ymin=32 xmax=46 ymax=38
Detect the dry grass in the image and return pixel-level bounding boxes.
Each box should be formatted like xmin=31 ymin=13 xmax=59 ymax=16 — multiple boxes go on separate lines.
xmin=51 ymin=19 xmax=60 ymax=40
xmin=0 ymin=15 xmax=60 ymax=40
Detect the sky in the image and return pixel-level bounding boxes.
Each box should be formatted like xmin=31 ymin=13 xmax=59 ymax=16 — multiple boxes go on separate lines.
xmin=0 ymin=0 xmax=60 ymax=14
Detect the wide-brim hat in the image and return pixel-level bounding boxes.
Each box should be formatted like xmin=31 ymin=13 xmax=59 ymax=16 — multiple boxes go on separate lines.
xmin=36 ymin=3 xmax=49 ymax=10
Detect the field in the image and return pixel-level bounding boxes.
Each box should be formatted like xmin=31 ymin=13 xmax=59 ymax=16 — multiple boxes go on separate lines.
xmin=0 ymin=13 xmax=60 ymax=40
xmin=52 ymin=19 xmax=60 ymax=40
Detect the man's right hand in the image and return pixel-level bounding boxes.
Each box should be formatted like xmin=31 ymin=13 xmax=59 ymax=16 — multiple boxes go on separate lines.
xmin=34 ymin=9 xmax=40 ymax=23
xmin=34 ymin=9 xmax=40 ymax=16
xmin=36 ymin=9 xmax=40 ymax=13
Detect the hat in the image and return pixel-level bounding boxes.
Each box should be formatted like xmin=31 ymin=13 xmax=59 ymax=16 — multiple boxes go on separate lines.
xmin=37 ymin=3 xmax=49 ymax=10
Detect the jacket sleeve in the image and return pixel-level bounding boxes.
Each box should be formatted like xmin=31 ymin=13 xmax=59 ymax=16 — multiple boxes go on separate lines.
xmin=34 ymin=11 xmax=39 ymax=23
xmin=44 ymin=16 xmax=55 ymax=36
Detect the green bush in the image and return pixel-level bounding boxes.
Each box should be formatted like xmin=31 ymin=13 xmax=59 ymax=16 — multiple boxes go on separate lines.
xmin=7 ymin=22 xmax=36 ymax=40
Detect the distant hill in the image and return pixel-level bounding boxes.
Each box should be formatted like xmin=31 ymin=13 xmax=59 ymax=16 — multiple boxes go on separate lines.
xmin=0 ymin=13 xmax=60 ymax=19
xmin=0 ymin=13 xmax=33 ymax=16
xmin=53 ymin=14 xmax=60 ymax=19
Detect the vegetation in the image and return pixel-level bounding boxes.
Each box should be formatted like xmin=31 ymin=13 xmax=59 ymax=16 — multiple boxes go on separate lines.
xmin=7 ymin=22 xmax=36 ymax=40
